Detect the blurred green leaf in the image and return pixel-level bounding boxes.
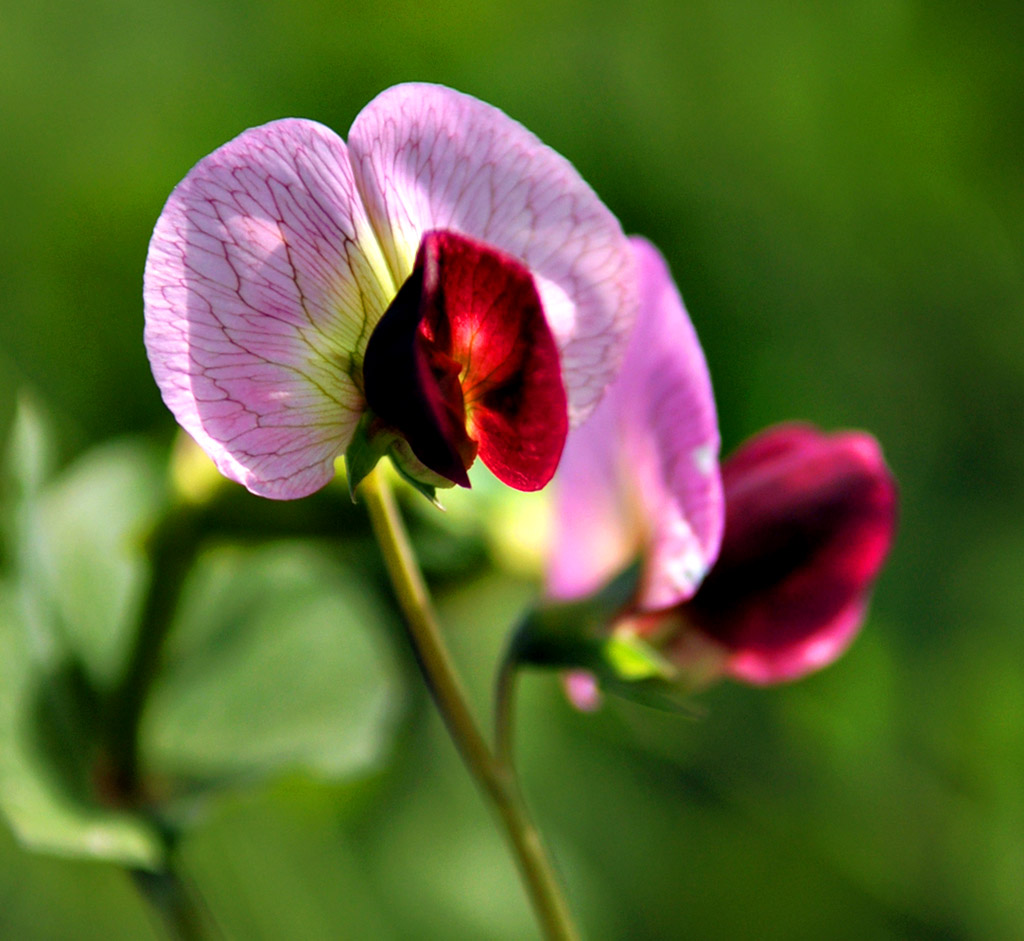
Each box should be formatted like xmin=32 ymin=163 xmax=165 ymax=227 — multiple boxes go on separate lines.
xmin=143 ymin=541 xmax=404 ymax=790
xmin=38 ymin=439 xmax=167 ymax=687
xmin=3 ymin=409 xmax=405 ymax=865
xmin=4 ymin=396 xmax=53 ymax=499
xmin=0 ymin=589 xmax=163 ymax=869
xmin=0 ymin=408 xmax=164 ymax=869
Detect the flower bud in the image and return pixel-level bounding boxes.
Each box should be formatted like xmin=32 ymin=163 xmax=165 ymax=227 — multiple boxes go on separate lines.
xmin=680 ymin=424 xmax=898 ymax=683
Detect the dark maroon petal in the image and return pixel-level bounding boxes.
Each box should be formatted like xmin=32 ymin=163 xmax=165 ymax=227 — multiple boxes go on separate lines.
xmin=363 ymin=235 xmax=475 ymax=487
xmin=365 ymin=229 xmax=568 ymax=492
xmin=685 ymin=425 xmax=897 ymax=675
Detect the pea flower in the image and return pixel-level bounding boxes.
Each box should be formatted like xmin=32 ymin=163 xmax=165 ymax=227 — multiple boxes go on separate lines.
xmin=144 ymin=83 xmax=636 ymax=499
xmin=548 ymin=244 xmax=897 ymax=688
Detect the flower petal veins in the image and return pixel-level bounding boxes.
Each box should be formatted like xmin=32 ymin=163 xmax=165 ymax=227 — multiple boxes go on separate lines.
xmin=144 ymin=119 xmax=392 ymax=499
xmin=145 ymin=84 xmax=636 ymax=499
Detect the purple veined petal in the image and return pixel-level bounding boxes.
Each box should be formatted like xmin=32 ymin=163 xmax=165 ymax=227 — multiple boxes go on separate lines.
xmin=346 ymin=82 xmax=638 ymax=427
xmin=548 ymin=237 xmax=724 ymax=610
xmin=144 ymin=119 xmax=395 ymax=499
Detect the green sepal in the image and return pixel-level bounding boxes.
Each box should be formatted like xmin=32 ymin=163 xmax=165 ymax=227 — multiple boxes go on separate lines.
xmin=345 ymin=411 xmax=456 ymax=508
xmin=344 ymin=411 xmax=396 ymax=501
xmin=386 ymin=438 xmax=458 ymax=509
xmin=510 ymin=563 xmax=642 ymax=667
xmin=509 ymin=565 xmax=703 ymax=714
xmin=602 ymin=630 xmax=677 ymax=681
xmin=390 ymin=458 xmax=441 ymax=508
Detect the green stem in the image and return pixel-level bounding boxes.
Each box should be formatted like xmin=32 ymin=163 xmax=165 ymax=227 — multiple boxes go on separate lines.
xmin=494 ymin=641 xmax=520 ymax=772
xmin=103 ymin=501 xmax=220 ymax=939
xmin=106 ymin=505 xmax=202 ymax=799
xmin=132 ymin=862 xmax=217 ymax=941
xmin=360 ymin=468 xmax=580 ymax=941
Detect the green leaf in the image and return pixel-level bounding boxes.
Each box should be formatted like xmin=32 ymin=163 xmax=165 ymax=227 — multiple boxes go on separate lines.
xmin=38 ymin=439 xmax=167 ymax=686
xmin=4 ymin=395 xmax=54 ymax=498
xmin=0 ymin=414 xmax=165 ymax=868
xmin=142 ymin=541 xmax=404 ymax=791
xmin=0 ymin=582 xmax=165 ymax=869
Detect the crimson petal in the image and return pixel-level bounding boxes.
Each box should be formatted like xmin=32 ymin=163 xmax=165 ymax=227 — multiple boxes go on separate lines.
xmin=363 ymin=230 xmax=568 ymax=491
xmin=436 ymin=233 xmax=568 ymax=491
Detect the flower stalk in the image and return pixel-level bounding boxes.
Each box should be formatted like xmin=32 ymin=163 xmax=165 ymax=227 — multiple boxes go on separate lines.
xmin=97 ymin=498 xmax=221 ymax=940
xmin=359 ymin=467 xmax=579 ymax=941
xmin=132 ymin=865 xmax=218 ymax=941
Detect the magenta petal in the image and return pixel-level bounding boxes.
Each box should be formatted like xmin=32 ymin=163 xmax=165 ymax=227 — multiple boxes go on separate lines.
xmin=144 ymin=119 xmax=392 ymax=499
xmin=725 ymin=600 xmax=869 ymax=685
xmin=347 ymin=83 xmax=637 ymax=428
xmin=685 ymin=424 xmax=898 ymax=683
xmin=548 ymin=238 xmax=724 ymax=609
xmin=713 ymin=423 xmax=822 ymax=483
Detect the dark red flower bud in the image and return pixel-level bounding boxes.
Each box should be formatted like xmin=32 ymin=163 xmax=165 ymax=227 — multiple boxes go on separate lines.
xmin=681 ymin=423 xmax=898 ymax=683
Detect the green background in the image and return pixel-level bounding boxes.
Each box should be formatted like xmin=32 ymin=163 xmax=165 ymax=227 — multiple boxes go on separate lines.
xmin=3 ymin=0 xmax=1023 ymax=937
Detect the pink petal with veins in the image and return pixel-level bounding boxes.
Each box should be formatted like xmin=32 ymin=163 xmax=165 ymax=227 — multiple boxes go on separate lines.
xmin=548 ymin=237 xmax=724 ymax=610
xmin=144 ymin=119 xmax=393 ymax=499
xmin=347 ymin=83 xmax=637 ymax=427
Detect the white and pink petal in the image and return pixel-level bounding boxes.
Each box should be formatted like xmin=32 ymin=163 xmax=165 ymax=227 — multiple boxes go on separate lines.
xmin=144 ymin=118 xmax=393 ymax=498
xmin=621 ymin=238 xmax=723 ymax=610
xmin=546 ymin=401 xmax=636 ymax=601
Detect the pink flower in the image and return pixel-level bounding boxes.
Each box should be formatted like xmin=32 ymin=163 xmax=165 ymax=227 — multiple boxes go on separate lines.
xmin=144 ymin=83 xmax=636 ymax=499
xmin=678 ymin=423 xmax=898 ymax=683
xmin=548 ymin=243 xmax=897 ymax=688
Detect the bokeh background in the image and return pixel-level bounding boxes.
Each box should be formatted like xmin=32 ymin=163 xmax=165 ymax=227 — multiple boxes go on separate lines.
xmin=3 ymin=1 xmax=1023 ymax=938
